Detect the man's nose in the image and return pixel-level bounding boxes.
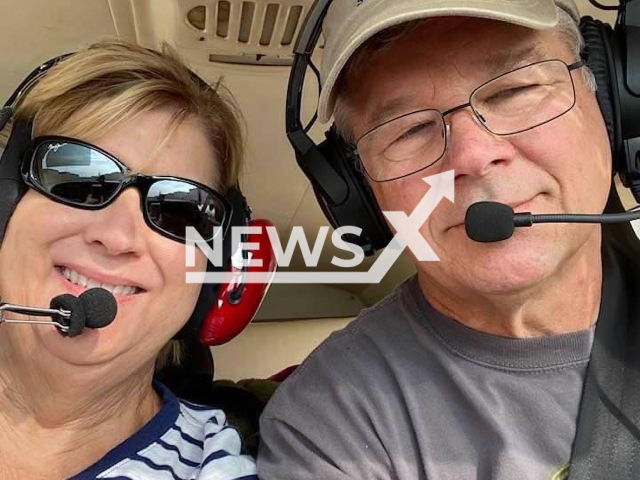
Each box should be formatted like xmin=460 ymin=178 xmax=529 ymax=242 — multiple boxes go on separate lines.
xmin=442 ymin=109 xmax=518 ymax=181
xmin=82 ymin=188 xmax=146 ymax=257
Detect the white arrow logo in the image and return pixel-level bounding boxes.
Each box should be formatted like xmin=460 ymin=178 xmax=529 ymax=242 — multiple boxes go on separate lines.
xmin=383 ymin=170 xmax=455 ymax=261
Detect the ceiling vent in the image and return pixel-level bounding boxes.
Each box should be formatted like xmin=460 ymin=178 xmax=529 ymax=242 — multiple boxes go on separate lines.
xmin=177 ymin=0 xmax=310 ymax=65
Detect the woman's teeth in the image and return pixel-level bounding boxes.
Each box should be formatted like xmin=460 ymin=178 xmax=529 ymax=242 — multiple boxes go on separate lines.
xmin=60 ymin=267 xmax=138 ymax=295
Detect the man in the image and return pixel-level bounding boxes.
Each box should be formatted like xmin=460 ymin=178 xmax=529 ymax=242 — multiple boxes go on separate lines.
xmin=258 ymin=1 xmax=632 ymax=479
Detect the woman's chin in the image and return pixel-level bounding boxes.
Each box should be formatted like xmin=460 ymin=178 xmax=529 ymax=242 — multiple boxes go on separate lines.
xmin=35 ymin=321 xmax=124 ymax=367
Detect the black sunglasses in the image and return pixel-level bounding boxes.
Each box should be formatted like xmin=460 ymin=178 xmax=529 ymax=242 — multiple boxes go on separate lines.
xmin=21 ymin=136 xmax=232 ymax=244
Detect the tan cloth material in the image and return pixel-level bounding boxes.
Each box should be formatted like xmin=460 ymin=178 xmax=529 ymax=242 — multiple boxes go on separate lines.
xmin=318 ymin=0 xmax=581 ymax=122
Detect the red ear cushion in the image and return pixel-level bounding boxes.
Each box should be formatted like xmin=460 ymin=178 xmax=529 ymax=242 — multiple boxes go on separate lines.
xmin=199 ymin=219 xmax=277 ymax=346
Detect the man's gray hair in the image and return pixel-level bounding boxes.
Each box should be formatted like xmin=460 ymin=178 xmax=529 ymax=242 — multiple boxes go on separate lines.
xmin=556 ymin=6 xmax=598 ymax=91
xmin=333 ymin=5 xmax=597 ymax=143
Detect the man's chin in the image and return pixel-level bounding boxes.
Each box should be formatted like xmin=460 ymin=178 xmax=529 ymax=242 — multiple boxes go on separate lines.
xmin=469 ymin=265 xmax=554 ymax=295
xmin=423 ymin=236 xmax=566 ymax=293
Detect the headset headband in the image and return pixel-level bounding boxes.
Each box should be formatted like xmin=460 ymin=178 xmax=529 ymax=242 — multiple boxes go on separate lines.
xmin=286 ymin=0 xmax=348 ymax=206
xmin=0 ymin=55 xmax=72 ymax=132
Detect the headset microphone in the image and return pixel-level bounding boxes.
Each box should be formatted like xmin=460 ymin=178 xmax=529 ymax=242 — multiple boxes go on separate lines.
xmin=0 ymin=287 xmax=117 ymax=336
xmin=465 ymin=201 xmax=640 ymax=242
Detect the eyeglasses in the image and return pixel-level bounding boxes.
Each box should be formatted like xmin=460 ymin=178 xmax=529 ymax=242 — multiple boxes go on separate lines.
xmin=21 ymin=136 xmax=231 ymax=243
xmin=356 ymin=59 xmax=585 ymax=182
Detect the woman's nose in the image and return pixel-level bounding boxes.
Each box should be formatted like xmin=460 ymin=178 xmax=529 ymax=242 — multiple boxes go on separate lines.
xmin=82 ymin=188 xmax=146 ymax=257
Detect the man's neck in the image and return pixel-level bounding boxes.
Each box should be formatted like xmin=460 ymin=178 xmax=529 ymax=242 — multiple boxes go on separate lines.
xmin=419 ymin=237 xmax=603 ymax=338
xmin=0 ymin=349 xmax=161 ymax=480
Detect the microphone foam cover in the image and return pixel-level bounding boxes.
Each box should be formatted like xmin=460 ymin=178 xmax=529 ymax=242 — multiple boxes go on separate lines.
xmin=465 ymin=202 xmax=515 ymax=243
xmin=80 ymin=288 xmax=117 ymax=329
xmin=50 ymin=294 xmax=85 ymax=337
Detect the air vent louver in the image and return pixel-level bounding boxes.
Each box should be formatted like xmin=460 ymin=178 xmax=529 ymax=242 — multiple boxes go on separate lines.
xmin=180 ymin=0 xmax=310 ymax=65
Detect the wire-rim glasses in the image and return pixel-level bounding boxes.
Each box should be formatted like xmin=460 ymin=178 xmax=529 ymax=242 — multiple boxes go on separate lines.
xmin=355 ymin=59 xmax=586 ymax=183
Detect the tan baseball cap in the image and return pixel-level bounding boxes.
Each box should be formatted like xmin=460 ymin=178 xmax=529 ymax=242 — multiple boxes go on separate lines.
xmin=318 ymin=0 xmax=580 ymax=122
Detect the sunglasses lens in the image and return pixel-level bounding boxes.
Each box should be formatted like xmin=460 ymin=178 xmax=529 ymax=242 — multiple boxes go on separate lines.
xmin=31 ymin=141 xmax=122 ymax=205
xmin=146 ymin=180 xmax=227 ymax=241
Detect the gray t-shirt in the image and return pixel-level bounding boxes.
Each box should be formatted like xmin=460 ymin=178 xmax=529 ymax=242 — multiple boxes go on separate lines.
xmin=258 ymin=276 xmax=595 ymax=480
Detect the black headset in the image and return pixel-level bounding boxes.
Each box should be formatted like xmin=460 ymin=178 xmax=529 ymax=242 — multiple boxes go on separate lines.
xmin=0 ymin=52 xmax=256 ymax=343
xmin=286 ymin=0 xmax=640 ymax=256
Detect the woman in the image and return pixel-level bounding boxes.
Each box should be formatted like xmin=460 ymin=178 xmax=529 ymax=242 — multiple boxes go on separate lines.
xmin=0 ymin=40 xmax=257 ymax=480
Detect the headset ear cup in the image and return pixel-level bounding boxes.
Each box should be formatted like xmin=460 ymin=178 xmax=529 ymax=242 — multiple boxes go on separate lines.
xmin=314 ymin=128 xmax=393 ymax=254
xmin=580 ymin=17 xmax=617 ymax=167
xmin=199 ymin=218 xmax=277 ymax=346
xmin=175 ymin=186 xmax=249 ymax=342
xmin=0 ymin=180 xmax=26 ymax=244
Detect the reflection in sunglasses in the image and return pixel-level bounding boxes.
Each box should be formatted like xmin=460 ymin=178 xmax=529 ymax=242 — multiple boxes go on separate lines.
xmin=23 ymin=137 xmax=231 ymax=243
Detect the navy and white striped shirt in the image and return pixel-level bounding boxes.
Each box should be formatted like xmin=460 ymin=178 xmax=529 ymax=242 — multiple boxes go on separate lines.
xmin=69 ymin=382 xmax=258 ymax=480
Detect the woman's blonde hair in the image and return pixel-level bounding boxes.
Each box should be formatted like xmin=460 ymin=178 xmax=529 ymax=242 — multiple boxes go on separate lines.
xmin=15 ymin=39 xmax=244 ymax=189
xmin=13 ymin=39 xmax=246 ymax=369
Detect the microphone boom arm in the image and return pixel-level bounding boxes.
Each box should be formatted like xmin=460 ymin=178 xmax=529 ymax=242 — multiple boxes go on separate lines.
xmin=516 ymin=210 xmax=640 ymax=227
xmin=0 ymin=303 xmax=71 ymax=332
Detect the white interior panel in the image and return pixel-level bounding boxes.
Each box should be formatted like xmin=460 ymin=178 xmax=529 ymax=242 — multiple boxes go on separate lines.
xmin=211 ymin=317 xmax=354 ymax=380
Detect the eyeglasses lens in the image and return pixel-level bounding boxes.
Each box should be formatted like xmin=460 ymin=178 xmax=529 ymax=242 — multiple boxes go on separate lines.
xmin=471 ymin=60 xmax=576 ymax=135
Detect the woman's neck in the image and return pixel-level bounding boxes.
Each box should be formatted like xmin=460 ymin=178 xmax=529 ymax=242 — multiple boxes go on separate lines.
xmin=0 ymin=344 xmax=161 ymax=480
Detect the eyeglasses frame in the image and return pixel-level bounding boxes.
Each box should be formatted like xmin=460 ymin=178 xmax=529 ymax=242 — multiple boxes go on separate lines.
xmin=355 ymin=59 xmax=586 ymax=183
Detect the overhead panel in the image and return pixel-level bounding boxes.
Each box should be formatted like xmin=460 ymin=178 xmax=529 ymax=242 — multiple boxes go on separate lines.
xmin=0 ymin=0 xmax=117 ymax=101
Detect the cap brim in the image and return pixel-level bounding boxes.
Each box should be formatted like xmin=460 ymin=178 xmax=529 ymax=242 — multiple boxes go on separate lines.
xmin=318 ymin=0 xmax=561 ymax=123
